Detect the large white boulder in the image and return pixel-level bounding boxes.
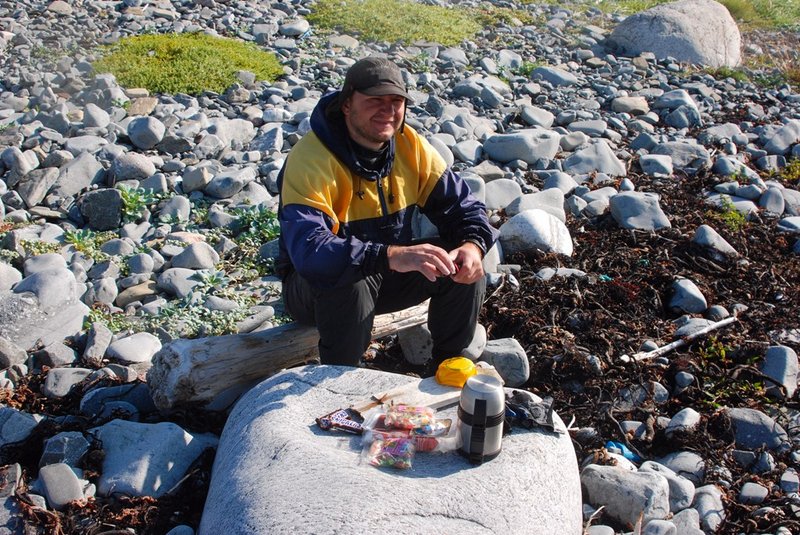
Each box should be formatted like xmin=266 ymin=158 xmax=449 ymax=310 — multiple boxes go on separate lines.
xmin=608 ymin=0 xmax=741 ymax=67
xmin=199 ymin=365 xmax=583 ymax=534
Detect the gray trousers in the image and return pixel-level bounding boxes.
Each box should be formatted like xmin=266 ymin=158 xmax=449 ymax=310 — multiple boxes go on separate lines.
xmin=282 ymin=268 xmax=485 ymax=370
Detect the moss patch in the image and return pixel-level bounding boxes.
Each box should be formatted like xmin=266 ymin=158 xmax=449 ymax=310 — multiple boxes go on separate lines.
xmin=308 ymin=0 xmax=482 ymax=46
xmin=93 ymin=32 xmax=283 ymax=95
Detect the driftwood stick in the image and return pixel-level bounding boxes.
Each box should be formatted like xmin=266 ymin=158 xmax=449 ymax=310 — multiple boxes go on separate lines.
xmin=619 ymin=315 xmax=738 ymax=363
xmin=147 ymin=302 xmax=429 ymax=410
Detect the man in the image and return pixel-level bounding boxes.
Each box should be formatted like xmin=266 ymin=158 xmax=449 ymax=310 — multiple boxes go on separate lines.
xmin=276 ymin=56 xmax=498 ymax=373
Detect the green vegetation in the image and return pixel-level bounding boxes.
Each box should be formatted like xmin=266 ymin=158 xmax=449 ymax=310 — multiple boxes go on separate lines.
xmin=118 ymin=186 xmax=162 ymax=223
xmin=697 ymin=337 xmax=767 ymax=409
xmin=706 ymin=195 xmax=748 ymax=233
xmin=93 ymin=32 xmax=283 ymax=95
xmin=538 ymin=0 xmax=800 ymax=27
xmin=63 ymin=229 xmax=118 ymax=263
xmin=308 ymin=0 xmax=482 ymax=46
xmin=778 ymin=158 xmax=800 ymax=183
xmin=231 ymin=206 xmax=281 ymax=249
xmin=704 ymin=66 xmax=750 ymax=83
xmin=19 ymin=240 xmax=61 ymax=257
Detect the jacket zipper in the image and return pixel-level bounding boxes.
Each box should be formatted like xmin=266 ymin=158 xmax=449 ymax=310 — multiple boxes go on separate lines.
xmin=376 ymin=176 xmax=390 ymax=217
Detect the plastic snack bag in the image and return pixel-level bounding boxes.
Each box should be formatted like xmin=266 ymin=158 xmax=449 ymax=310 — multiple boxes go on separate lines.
xmin=366 ymin=437 xmax=416 ymax=469
xmin=384 ymin=404 xmax=435 ymax=430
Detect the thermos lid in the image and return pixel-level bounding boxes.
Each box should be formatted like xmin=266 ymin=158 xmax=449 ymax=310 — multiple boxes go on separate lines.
xmin=460 ymin=374 xmax=505 ymax=415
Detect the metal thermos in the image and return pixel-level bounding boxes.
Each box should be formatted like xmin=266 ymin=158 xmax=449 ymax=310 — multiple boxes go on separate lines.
xmin=457 ymin=374 xmax=505 ymax=464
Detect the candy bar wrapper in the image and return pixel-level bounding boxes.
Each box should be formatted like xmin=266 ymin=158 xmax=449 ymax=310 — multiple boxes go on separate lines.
xmin=315 ymin=408 xmax=364 ymax=435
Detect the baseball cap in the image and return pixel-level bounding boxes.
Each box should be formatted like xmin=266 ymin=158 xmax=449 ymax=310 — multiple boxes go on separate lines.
xmin=342 ymin=57 xmax=412 ymax=100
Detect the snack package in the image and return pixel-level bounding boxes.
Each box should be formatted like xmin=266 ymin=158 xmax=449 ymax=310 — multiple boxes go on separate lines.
xmin=315 ymin=408 xmax=364 ymax=435
xmin=366 ymin=437 xmax=415 ymax=469
xmin=362 ymin=411 xmax=458 ymax=454
xmin=384 ymin=404 xmax=435 ymax=430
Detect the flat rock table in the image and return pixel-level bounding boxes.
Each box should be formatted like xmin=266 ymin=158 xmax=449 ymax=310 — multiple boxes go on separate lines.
xmin=199 ymin=365 xmax=582 ymax=534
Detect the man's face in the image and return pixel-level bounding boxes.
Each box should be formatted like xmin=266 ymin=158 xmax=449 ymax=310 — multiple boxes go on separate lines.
xmin=342 ymin=91 xmax=406 ymax=150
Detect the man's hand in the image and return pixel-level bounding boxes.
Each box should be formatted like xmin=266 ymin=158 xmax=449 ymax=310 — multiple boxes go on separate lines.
xmin=448 ymin=242 xmax=484 ymax=284
xmin=387 ymin=243 xmax=457 ymax=282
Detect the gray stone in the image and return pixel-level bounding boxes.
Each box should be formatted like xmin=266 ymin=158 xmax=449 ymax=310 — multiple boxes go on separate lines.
xmin=693 ymin=484 xmax=725 ymax=532
xmin=205 ymin=166 xmax=256 ymax=199
xmin=609 ymin=191 xmax=671 ymax=231
xmin=725 ymin=407 xmax=789 ymax=451
xmin=0 ymin=263 xmax=22 ymax=291
xmin=642 ymin=519 xmax=676 ymax=535
xmin=532 ymin=66 xmax=579 ymax=86
xmin=655 ymin=450 xmax=705 ymax=485
xmin=651 ymin=141 xmax=711 ymax=171
xmin=38 ymin=463 xmax=84 ymax=510
xmin=639 ymin=154 xmax=673 ymax=177
xmin=739 ymin=481 xmax=768 ymax=505
xmin=17 ymin=167 xmax=59 ymax=208
xmin=40 ymin=431 xmax=90 ymax=468
xmin=43 ymin=368 xmax=92 ymax=398
xmin=107 ymin=332 xmax=162 ymax=364
xmin=581 ymin=464 xmax=670 ymax=526
xmin=692 ymin=225 xmax=738 ymax=262
xmin=479 ymin=338 xmax=530 ymax=387
xmin=607 ymin=0 xmax=741 ymax=67
xmin=0 ymin=407 xmax=43 ymax=451
xmin=170 ymin=242 xmax=220 ymax=270
xmin=563 ymin=140 xmax=626 ymax=176
xmin=760 ymin=345 xmax=798 ymax=399
xmin=764 ymin=120 xmax=800 ymax=156
xmin=499 ymin=209 xmax=573 ymax=257
xmin=670 ymin=278 xmax=707 ymax=313
xmin=38 ymin=342 xmax=78 ymax=368
xmin=484 ymin=178 xmax=522 ymax=211
xmin=157 ymin=268 xmax=201 ymax=299
xmin=199 ymin=366 xmax=581 ymax=534
xmin=78 ymin=188 xmax=123 ymax=231
xmin=51 ymin=152 xmax=105 ymax=197
xmin=90 ymin=419 xmax=217 ymax=498
xmin=482 ymin=130 xmax=560 ymax=164
xmin=0 ymin=337 xmax=27 ymax=370
xmin=80 ymin=382 xmax=156 ymax=420
xmin=639 ymin=461 xmax=695 ymax=512
xmin=111 ymin=152 xmax=156 ymax=182
xmin=127 ymin=116 xmax=166 ymax=150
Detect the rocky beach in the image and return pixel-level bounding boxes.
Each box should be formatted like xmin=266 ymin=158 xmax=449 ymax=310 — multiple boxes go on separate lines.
xmin=0 ymin=0 xmax=799 ymax=534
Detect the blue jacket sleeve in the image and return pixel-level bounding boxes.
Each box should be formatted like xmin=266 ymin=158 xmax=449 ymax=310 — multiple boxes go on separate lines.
xmin=421 ymin=168 xmax=499 ymax=255
xmin=279 ymin=203 xmax=388 ymax=288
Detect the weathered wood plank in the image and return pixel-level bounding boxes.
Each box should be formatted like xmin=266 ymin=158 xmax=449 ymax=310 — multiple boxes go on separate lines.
xmin=147 ymin=302 xmax=429 ymax=410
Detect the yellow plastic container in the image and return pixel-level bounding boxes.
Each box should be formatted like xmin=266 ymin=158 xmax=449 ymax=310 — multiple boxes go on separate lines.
xmin=435 ymin=357 xmax=477 ymax=388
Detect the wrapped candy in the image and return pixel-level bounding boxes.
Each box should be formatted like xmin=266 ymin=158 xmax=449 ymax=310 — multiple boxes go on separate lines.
xmin=367 ymin=437 xmax=415 ymax=469
xmin=384 ymin=404 xmax=435 ymax=430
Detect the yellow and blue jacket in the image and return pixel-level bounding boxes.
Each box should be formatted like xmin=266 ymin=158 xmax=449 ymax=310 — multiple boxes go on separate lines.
xmin=276 ymin=91 xmax=498 ymax=288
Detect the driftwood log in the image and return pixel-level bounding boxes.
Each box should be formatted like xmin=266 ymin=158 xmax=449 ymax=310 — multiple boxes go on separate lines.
xmin=147 ymin=302 xmax=429 ymax=410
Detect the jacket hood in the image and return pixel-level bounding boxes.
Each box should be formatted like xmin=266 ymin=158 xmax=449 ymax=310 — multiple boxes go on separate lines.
xmin=309 ymin=91 xmax=395 ymax=182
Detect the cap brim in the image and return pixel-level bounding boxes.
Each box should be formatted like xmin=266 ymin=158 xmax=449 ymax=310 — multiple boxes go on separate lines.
xmin=357 ymin=84 xmax=413 ymax=102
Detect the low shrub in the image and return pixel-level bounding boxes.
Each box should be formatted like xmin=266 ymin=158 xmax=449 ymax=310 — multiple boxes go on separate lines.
xmin=93 ymin=32 xmax=283 ymax=95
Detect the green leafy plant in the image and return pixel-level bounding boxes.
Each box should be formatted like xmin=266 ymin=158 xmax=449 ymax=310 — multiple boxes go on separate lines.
xmin=308 ymin=0 xmax=481 ymax=46
xmin=191 ymin=269 xmax=229 ymax=292
xmin=514 ymin=60 xmax=544 ymax=78
xmin=780 ymin=158 xmax=800 ymax=183
xmin=93 ymin=32 xmax=284 ymax=95
xmin=706 ymin=195 xmax=748 ymax=232
xmin=697 ymin=337 xmax=768 ymax=409
xmin=20 ymin=240 xmax=61 ymax=256
xmin=118 ymin=186 xmax=155 ymax=223
xmin=705 ymin=66 xmax=750 ymax=83
xmin=232 ymin=206 xmax=281 ymax=248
